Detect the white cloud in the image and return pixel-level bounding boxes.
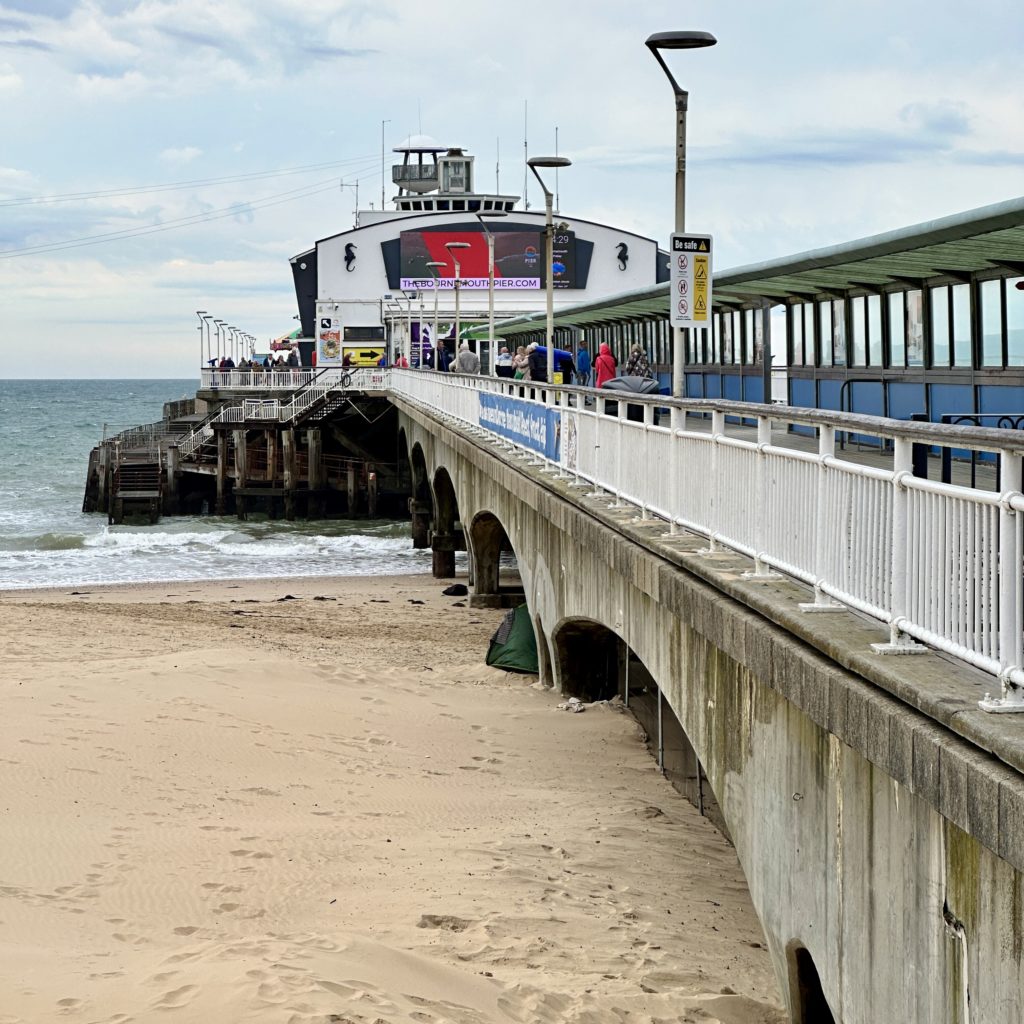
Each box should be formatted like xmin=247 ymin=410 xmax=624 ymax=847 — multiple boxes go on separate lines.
xmin=0 ymin=62 xmax=22 ymax=93
xmin=159 ymin=145 xmax=202 ymax=164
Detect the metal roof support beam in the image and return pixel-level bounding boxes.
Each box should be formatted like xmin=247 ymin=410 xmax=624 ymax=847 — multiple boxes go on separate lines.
xmin=931 ymin=268 xmax=974 ymax=284
xmin=889 ymin=275 xmax=929 ymax=290
xmin=991 ymin=260 xmax=1024 ymax=276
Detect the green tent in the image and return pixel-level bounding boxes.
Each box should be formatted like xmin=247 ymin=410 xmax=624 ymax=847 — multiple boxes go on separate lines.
xmin=485 ymin=604 xmax=539 ymax=674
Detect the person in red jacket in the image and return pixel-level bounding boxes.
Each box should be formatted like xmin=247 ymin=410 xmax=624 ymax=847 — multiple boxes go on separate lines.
xmin=594 ymin=342 xmax=617 ymax=387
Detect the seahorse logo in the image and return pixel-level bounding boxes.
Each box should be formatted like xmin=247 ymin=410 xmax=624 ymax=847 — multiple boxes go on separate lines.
xmin=616 ymin=242 xmax=629 ymax=271
xmin=344 ymin=243 xmax=357 ymax=272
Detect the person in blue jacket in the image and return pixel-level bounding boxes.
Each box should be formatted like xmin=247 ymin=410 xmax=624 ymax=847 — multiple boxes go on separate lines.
xmin=575 ymin=340 xmax=592 ymax=385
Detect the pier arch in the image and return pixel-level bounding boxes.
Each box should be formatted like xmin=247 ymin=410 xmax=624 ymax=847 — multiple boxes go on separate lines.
xmin=552 ymin=617 xmax=725 ymax=834
xmin=466 ymin=510 xmax=525 ymax=609
xmin=407 ymin=441 xmax=433 ymax=549
xmin=431 ymin=466 xmax=461 ymax=579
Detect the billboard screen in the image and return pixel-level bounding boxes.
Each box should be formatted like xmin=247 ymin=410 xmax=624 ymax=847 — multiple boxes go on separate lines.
xmin=399 ymin=229 xmax=575 ymax=291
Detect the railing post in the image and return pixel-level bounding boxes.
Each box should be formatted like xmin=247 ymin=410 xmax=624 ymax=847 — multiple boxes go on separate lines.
xmin=701 ymin=409 xmax=726 ymax=553
xmin=799 ymin=425 xmax=845 ymax=612
xmin=743 ymin=415 xmax=782 ymax=580
xmin=981 ymin=453 xmax=1024 ymax=712
xmin=609 ymin=399 xmax=626 ymax=508
xmin=871 ymin=437 xmax=927 ymax=654
xmin=665 ymin=406 xmax=682 ymax=535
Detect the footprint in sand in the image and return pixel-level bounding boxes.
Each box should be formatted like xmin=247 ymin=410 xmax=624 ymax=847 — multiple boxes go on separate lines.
xmin=173 ymin=926 xmax=199 ymax=935
xmin=153 ymin=984 xmax=199 ymax=1009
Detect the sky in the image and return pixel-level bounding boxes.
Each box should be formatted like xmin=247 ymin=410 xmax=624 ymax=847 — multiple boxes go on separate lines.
xmin=1 ymin=0 xmax=1022 ymax=378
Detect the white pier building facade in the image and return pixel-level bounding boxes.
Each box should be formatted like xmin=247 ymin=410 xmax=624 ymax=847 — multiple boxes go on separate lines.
xmin=290 ymin=136 xmax=668 ymax=367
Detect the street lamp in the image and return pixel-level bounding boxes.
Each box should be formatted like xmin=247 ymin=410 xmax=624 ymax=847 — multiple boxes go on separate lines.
xmin=475 ymin=210 xmax=508 ymax=374
xmin=527 ymin=155 xmax=571 ymax=386
xmin=426 ymin=260 xmax=447 ymax=370
xmin=646 ymin=29 xmax=717 ymax=398
xmin=213 ymin=320 xmax=225 ymax=361
xmin=445 ymin=241 xmax=470 ymax=358
xmin=196 ymin=311 xmax=208 ymax=367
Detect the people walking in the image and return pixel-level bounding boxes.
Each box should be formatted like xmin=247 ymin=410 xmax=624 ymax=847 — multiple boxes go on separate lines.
xmin=527 ymin=342 xmax=547 ymax=384
xmin=512 ymin=346 xmax=530 ymax=380
xmin=624 ymin=344 xmax=652 ymax=378
xmin=453 ymin=341 xmax=481 ymax=375
xmin=594 ymin=342 xmax=617 ymax=387
xmin=576 ymin=340 xmax=592 ymax=386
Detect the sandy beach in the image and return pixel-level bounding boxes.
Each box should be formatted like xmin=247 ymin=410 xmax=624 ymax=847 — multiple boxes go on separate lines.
xmin=0 ymin=573 xmax=784 ymax=1023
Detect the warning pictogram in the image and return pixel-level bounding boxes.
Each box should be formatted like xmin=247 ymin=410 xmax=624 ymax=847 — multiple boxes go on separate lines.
xmin=670 ymin=233 xmax=713 ymax=326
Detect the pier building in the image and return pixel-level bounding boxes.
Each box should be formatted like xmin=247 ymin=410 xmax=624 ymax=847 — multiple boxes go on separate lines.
xmin=289 ymin=136 xmax=669 ymax=369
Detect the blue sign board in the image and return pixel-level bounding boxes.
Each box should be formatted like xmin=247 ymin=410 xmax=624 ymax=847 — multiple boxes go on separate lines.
xmin=478 ymin=393 xmax=561 ymax=461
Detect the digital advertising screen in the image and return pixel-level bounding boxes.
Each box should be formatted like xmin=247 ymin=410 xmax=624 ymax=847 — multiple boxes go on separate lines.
xmin=399 ymin=229 xmax=575 ymax=291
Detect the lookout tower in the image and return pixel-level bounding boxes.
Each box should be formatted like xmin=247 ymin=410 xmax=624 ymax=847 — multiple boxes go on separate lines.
xmin=389 ymin=136 xmax=520 ymax=215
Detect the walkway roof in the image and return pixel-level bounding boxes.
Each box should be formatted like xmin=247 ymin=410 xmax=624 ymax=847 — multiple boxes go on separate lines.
xmin=475 ymin=195 xmax=1024 ymax=339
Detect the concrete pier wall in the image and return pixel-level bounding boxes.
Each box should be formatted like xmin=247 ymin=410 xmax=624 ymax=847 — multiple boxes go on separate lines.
xmin=396 ymin=398 xmax=1024 ymax=1024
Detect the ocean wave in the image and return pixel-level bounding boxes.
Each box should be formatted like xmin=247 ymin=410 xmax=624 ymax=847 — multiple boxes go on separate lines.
xmin=0 ymin=532 xmax=89 ymax=552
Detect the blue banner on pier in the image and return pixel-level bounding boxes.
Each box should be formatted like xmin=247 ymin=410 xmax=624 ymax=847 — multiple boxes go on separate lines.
xmin=478 ymin=393 xmax=561 ymax=461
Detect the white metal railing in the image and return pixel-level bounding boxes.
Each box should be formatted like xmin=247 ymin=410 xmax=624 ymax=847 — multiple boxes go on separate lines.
xmin=200 ymin=368 xmax=315 ymax=390
xmin=386 ymin=369 xmax=1024 ymax=712
xmin=175 ymin=368 xmax=390 ymax=458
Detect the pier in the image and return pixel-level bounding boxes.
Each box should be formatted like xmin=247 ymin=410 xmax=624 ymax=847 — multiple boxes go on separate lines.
xmin=82 ymin=369 xmax=408 ymax=524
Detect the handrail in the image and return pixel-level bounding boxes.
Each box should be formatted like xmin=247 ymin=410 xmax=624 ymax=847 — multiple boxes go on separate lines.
xmin=385 ymin=368 xmax=1024 ymax=708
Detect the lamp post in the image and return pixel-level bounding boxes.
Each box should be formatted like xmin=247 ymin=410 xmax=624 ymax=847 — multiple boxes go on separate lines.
xmin=527 ymin=155 xmax=571 ymax=386
xmin=475 ymin=210 xmax=508 ymax=374
xmin=445 ymin=241 xmax=470 ymax=359
xmin=426 ymin=260 xmax=447 ymax=370
xmin=196 ymin=311 xmax=208 ymax=367
xmin=201 ymin=314 xmax=213 ymax=366
xmin=213 ymin=320 xmax=225 ymax=362
xmin=645 ymin=29 xmax=717 ymax=398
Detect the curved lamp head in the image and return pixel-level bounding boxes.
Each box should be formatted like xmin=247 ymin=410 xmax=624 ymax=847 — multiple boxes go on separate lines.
xmin=645 ymin=30 xmax=717 ymax=95
xmin=444 ymin=241 xmax=471 ymax=249
xmin=527 ymin=155 xmax=571 ymax=197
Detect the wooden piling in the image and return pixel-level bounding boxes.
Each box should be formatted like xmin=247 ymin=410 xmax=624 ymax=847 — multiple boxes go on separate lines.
xmin=233 ymin=429 xmax=248 ymax=520
xmin=282 ymin=428 xmax=296 ymax=521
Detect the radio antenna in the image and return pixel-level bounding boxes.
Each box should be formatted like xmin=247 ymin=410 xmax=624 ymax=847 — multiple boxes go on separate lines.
xmin=496 ymin=136 xmax=500 ymax=193
xmin=555 ymin=125 xmax=560 ymax=214
xmin=522 ymin=100 xmax=529 ymax=211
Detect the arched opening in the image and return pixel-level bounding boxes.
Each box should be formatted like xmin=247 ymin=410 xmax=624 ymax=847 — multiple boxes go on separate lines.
xmin=787 ymin=945 xmax=835 ymax=1024
xmin=408 ymin=442 xmax=433 ymax=549
xmin=395 ymin=428 xmax=412 ymax=499
xmin=431 ymin=466 xmax=464 ymax=579
xmin=467 ymin=511 xmax=525 ymax=609
xmin=552 ymin=618 xmax=724 ymax=833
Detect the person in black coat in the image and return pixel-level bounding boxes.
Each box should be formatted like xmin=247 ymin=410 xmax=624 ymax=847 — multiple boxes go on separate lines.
xmin=527 ymin=342 xmax=547 ymax=383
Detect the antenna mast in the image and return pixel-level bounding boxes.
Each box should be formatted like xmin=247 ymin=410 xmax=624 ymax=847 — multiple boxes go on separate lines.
xmin=555 ymin=125 xmax=560 ymax=214
xmin=522 ymin=100 xmax=529 ymax=211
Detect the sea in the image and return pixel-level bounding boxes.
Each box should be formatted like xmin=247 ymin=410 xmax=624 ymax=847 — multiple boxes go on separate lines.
xmin=0 ymin=379 xmax=436 ymax=591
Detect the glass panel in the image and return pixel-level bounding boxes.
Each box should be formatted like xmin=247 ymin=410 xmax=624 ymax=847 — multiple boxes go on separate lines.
xmin=906 ymin=290 xmax=924 ymax=366
xmin=744 ymin=309 xmax=755 ymax=364
xmin=888 ymin=293 xmax=906 ymax=367
xmin=951 ymin=284 xmax=971 ymax=366
xmin=791 ymin=305 xmax=803 ymax=366
xmin=831 ymin=299 xmax=846 ymax=366
xmin=851 ymin=297 xmax=867 ymax=366
xmin=818 ymin=301 xmax=832 ymax=366
xmin=804 ymin=304 xmax=816 ymax=365
xmin=981 ymin=279 xmax=1003 ymax=366
xmin=930 ymin=286 xmax=950 ymax=366
xmin=867 ymin=295 xmax=883 ymax=365
xmin=1008 ymin=278 xmax=1024 ymax=366
xmin=721 ymin=313 xmax=732 ymax=364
